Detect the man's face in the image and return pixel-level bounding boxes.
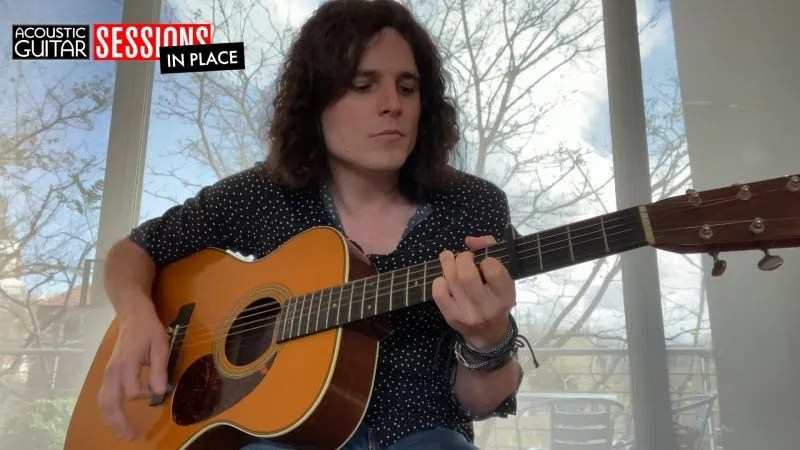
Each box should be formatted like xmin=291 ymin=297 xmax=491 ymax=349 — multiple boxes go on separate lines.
xmin=321 ymin=27 xmax=422 ymax=176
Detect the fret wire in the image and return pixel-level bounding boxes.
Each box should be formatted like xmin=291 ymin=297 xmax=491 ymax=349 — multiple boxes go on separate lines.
xmin=373 ymin=274 xmax=379 ymax=314
xmin=600 ymin=216 xmax=610 ymax=252
xmin=295 ymin=293 xmax=303 ymax=338
xmin=404 ymin=266 xmax=410 ymax=307
xmin=324 ymin=287 xmax=332 ymax=329
xmin=306 ymin=293 xmax=311 ymax=335
xmin=285 ymin=297 xmax=292 ymax=339
xmin=336 ymin=284 xmax=343 ymax=327
xmin=361 ymin=275 xmax=367 ymax=319
xmin=389 ymin=270 xmax=394 ymax=312
xmin=289 ymin=293 xmax=299 ymax=338
xmin=312 ymin=290 xmax=318 ymax=334
xmin=305 ymin=291 xmax=312 ymax=335
xmin=293 ymin=295 xmax=306 ymax=336
xmin=316 ymin=288 xmax=323 ymax=331
xmin=422 ymin=262 xmax=427 ymax=303
xmin=306 ymin=292 xmax=312 ymax=335
xmin=536 ymin=233 xmax=543 ymax=271
xmin=348 ymin=279 xmax=355 ymax=323
xmin=294 ymin=296 xmax=300 ymax=338
xmin=567 ymin=224 xmax=575 ymax=261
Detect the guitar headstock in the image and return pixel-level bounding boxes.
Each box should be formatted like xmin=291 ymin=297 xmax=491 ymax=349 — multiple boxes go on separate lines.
xmin=644 ymin=174 xmax=800 ymax=275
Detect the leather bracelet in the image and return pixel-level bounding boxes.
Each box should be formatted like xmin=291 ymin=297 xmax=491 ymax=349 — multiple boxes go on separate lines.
xmin=461 ymin=315 xmax=518 ymax=356
xmin=454 ymin=315 xmax=519 ymax=372
xmin=455 ymin=345 xmax=517 ymax=372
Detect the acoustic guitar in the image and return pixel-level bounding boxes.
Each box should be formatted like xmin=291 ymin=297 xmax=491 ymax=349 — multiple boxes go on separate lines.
xmin=65 ymin=174 xmax=800 ymax=449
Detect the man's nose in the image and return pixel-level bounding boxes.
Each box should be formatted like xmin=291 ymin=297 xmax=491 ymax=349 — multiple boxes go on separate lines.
xmin=378 ymin=85 xmax=401 ymax=116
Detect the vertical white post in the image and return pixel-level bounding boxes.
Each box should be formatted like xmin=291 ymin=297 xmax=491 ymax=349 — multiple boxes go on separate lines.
xmin=602 ymin=1 xmax=678 ymax=449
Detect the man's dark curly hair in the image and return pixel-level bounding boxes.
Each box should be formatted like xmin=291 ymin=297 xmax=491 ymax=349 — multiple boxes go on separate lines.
xmin=265 ymin=0 xmax=460 ymax=201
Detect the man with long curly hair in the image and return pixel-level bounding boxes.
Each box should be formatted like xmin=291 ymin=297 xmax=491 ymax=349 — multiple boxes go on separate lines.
xmin=98 ymin=1 xmax=524 ymax=448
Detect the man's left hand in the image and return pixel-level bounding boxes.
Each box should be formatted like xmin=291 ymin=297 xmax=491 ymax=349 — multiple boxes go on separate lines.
xmin=431 ymin=235 xmax=516 ymax=350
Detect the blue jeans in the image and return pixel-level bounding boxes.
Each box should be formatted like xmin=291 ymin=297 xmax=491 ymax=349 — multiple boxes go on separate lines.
xmin=241 ymin=422 xmax=478 ymax=450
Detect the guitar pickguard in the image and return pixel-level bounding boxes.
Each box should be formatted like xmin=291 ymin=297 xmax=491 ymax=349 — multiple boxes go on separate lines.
xmin=172 ymin=354 xmax=265 ymax=425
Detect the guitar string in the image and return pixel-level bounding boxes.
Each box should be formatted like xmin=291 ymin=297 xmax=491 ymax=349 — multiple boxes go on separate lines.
xmin=229 ymin=186 xmax=789 ymax=326
xmin=233 ymin=215 xmax=638 ymax=322
xmin=180 ymin=212 xmax=798 ymax=349
xmin=195 ymin=187 xmax=780 ymax=333
xmin=195 ymin=212 xmax=793 ymax=353
xmin=183 ymin=204 xmax=783 ymax=346
xmin=178 ymin=220 xmax=641 ymax=350
xmin=176 ymin=193 xmax=797 ymax=348
xmin=178 ymin=213 xmax=784 ymax=350
xmin=197 ymin=198 xmax=705 ymax=334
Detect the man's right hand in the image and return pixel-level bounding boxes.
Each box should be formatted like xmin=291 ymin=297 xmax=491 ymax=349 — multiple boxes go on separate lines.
xmin=98 ymin=300 xmax=169 ymax=440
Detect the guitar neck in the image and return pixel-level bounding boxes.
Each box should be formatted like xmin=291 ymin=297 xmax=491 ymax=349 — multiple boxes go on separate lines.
xmin=277 ymin=206 xmax=649 ymax=341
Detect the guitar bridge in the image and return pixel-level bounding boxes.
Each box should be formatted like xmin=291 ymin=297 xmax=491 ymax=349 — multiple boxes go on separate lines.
xmin=150 ymin=303 xmax=195 ymax=406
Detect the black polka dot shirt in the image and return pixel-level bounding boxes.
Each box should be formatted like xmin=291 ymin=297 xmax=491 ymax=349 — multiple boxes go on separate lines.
xmin=129 ymin=164 xmax=518 ymax=447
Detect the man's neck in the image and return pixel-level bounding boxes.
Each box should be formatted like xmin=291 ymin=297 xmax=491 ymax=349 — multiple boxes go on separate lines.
xmin=327 ymin=164 xmax=406 ymax=214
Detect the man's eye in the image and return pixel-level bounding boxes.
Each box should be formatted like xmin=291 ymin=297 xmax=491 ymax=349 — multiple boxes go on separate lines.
xmin=352 ymin=82 xmax=371 ymax=92
xmin=399 ymin=84 xmax=417 ymax=95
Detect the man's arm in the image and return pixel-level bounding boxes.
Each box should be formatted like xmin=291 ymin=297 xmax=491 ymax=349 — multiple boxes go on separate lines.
xmin=453 ymin=358 xmax=522 ymax=415
xmin=104 ymin=238 xmax=158 ymax=318
xmin=98 ymin=238 xmax=171 ymax=439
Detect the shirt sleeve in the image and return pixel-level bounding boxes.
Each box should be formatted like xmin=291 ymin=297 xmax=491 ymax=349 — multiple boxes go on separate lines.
xmin=449 ymin=176 xmax=525 ymax=421
xmin=128 ymin=171 xmax=247 ymax=268
xmin=450 ymin=357 xmax=524 ymax=421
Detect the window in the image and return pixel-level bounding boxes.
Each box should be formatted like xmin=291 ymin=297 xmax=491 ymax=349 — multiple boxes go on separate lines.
xmin=0 ymin=0 xmax=123 ymax=445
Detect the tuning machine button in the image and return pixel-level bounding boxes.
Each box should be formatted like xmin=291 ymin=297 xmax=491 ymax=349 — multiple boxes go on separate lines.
xmin=737 ymin=185 xmax=752 ymax=200
xmin=758 ymin=249 xmax=783 ymax=271
xmin=787 ymin=175 xmax=800 ymax=192
xmin=699 ymin=225 xmax=713 ymax=240
xmin=709 ymin=251 xmax=727 ymax=277
xmin=749 ymin=218 xmax=765 ymax=234
xmin=686 ymin=189 xmax=702 ymax=206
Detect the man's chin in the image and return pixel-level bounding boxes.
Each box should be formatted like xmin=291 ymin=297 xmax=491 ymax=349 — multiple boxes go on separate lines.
xmin=330 ymin=152 xmax=411 ymax=174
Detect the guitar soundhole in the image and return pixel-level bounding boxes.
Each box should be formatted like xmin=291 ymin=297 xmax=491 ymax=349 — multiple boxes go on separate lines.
xmin=225 ymin=298 xmax=277 ymax=366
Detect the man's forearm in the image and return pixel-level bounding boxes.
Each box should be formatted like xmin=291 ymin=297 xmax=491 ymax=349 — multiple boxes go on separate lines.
xmin=454 ymin=359 xmax=522 ymax=414
xmin=104 ymin=238 xmax=158 ymax=318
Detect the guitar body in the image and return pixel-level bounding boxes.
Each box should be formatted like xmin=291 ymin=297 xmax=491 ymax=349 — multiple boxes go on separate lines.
xmin=66 ymin=227 xmax=388 ymax=450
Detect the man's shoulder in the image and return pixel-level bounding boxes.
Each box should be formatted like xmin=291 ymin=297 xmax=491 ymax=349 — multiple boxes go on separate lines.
xmin=207 ymin=163 xmax=292 ymax=198
xmin=435 ymin=168 xmax=507 ymax=205
xmin=212 ymin=162 xmax=269 ymax=187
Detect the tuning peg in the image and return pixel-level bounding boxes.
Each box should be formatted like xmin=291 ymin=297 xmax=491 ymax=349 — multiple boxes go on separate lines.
xmin=758 ymin=249 xmax=783 ymax=271
xmin=737 ymin=184 xmax=752 ymax=200
xmin=709 ymin=251 xmax=726 ymax=277
xmin=786 ymin=175 xmax=799 ymax=192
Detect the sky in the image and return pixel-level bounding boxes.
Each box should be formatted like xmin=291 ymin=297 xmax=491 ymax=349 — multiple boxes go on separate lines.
xmin=0 ymin=0 xmax=707 ymax=343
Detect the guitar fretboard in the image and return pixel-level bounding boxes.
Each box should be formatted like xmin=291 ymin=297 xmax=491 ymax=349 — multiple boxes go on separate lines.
xmin=276 ymin=206 xmax=647 ymax=342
